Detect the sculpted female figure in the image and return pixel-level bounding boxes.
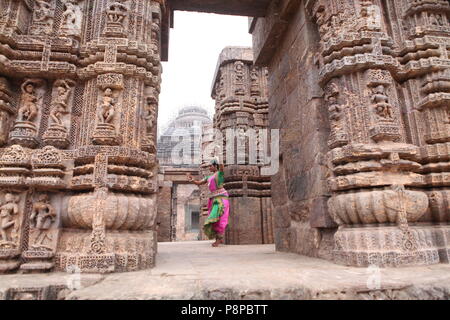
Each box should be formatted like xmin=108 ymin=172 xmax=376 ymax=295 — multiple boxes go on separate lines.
xmin=143 ymin=97 xmax=156 ymax=134
xmin=98 ymin=88 xmax=115 ymax=124
xmin=0 ymin=193 xmax=19 ymax=243
xmin=18 ymin=81 xmax=40 ymax=122
xmin=371 ymin=84 xmax=393 ymax=120
xmin=50 ymin=80 xmax=72 ymax=125
xmin=34 ymin=0 xmax=53 ymax=24
xmin=30 ymin=194 xmax=56 ymax=246
xmin=187 ymin=160 xmax=230 ymax=247
xmin=61 ymin=0 xmax=77 ymax=29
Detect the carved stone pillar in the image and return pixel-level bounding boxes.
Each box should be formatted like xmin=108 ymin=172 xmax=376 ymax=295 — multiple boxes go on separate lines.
xmin=211 ymin=47 xmax=274 ymax=245
xmin=307 ymin=0 xmax=449 ymax=267
xmin=0 ymin=0 xmax=164 ymax=273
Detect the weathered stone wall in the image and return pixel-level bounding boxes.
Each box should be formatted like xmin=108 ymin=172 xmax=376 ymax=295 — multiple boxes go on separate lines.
xmin=252 ymin=0 xmax=450 ymax=267
xmin=251 ymin=1 xmax=334 ymax=259
xmin=211 ymin=47 xmax=274 ymax=245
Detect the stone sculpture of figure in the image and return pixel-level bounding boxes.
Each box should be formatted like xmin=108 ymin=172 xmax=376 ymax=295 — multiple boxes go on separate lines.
xmin=250 ymin=68 xmax=260 ymax=96
xmin=30 ymin=194 xmax=56 ymax=246
xmin=18 ymin=80 xmax=41 ymax=122
xmin=429 ymin=13 xmax=445 ymax=26
xmin=143 ymin=97 xmax=156 ymax=134
xmin=98 ymin=88 xmax=115 ymax=124
xmin=50 ymin=80 xmax=72 ymax=125
xmin=107 ymin=2 xmax=128 ymax=24
xmin=436 ymin=14 xmax=444 ymax=26
xmin=371 ymin=84 xmax=394 ymax=120
xmin=0 ymin=193 xmax=19 ymax=243
xmin=34 ymin=0 xmax=53 ymax=24
xmin=61 ymin=0 xmax=77 ymax=29
xmin=326 ymin=83 xmax=342 ymax=122
xmin=315 ymin=10 xmax=327 ymax=36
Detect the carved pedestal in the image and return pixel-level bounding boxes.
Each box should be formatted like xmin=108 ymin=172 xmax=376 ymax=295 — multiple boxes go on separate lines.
xmin=10 ymin=122 xmax=38 ymax=148
xmin=56 ymin=190 xmax=157 ymax=273
xmin=21 ymin=249 xmax=55 ymax=273
xmin=0 ymin=249 xmax=21 ymax=273
xmin=43 ymin=124 xmax=70 ymax=149
xmin=333 ymin=226 xmax=441 ymax=267
xmin=92 ymin=123 xmax=119 ymax=146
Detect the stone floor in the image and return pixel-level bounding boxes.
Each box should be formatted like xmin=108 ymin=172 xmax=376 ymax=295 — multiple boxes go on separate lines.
xmin=2 ymin=241 xmax=450 ymax=299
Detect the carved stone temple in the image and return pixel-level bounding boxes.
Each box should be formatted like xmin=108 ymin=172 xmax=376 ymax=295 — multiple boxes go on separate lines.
xmin=0 ymin=0 xmax=449 ymax=276
xmin=210 ymin=47 xmax=274 ymax=245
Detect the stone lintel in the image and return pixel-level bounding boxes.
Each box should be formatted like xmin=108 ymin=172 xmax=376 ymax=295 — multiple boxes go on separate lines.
xmin=168 ymin=0 xmax=271 ymax=17
xmin=160 ymin=166 xmax=200 ymax=183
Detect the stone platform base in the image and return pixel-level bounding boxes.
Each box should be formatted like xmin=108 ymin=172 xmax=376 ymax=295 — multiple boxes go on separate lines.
xmin=1 ymin=242 xmax=450 ymax=300
xmin=54 ymin=229 xmax=157 ymax=273
xmin=333 ymin=225 xmax=450 ymax=267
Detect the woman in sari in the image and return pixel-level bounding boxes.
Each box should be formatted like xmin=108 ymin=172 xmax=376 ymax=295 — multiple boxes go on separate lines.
xmin=187 ymin=160 xmax=230 ymax=247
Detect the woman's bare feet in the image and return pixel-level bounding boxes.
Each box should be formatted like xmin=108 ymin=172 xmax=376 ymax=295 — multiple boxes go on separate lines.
xmin=211 ymin=238 xmax=224 ymax=247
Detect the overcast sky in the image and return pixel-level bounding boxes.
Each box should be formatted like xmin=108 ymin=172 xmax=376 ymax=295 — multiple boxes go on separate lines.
xmin=157 ymin=11 xmax=252 ymax=134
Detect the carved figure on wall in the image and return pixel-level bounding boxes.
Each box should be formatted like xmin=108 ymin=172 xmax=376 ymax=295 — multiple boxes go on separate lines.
xmin=92 ymin=87 xmax=119 ymax=145
xmin=234 ymin=61 xmax=245 ymax=95
xmin=429 ymin=13 xmax=444 ymax=27
xmin=50 ymin=80 xmax=72 ymax=126
xmin=151 ymin=16 xmax=160 ymax=42
xmin=371 ymin=84 xmax=394 ymax=120
xmin=0 ymin=193 xmax=19 ymax=244
xmin=18 ymin=80 xmax=42 ymax=123
xmin=141 ymin=96 xmax=156 ymax=153
xmin=61 ymin=0 xmax=76 ymax=28
xmin=34 ymin=0 xmax=53 ymax=25
xmin=326 ymin=83 xmax=343 ymax=123
xmin=30 ymin=194 xmax=56 ymax=248
xmin=107 ymin=1 xmax=128 ymax=25
xmin=98 ymin=88 xmax=115 ymax=124
xmin=250 ymin=67 xmax=260 ymax=96
xmin=59 ymin=0 xmax=83 ymax=36
xmin=315 ymin=9 xmax=329 ymax=39
xmin=143 ymin=97 xmax=156 ymax=133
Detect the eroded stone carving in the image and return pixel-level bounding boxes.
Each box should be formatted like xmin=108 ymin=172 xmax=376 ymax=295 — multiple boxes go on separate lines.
xmin=0 ymin=193 xmax=19 ymax=246
xmin=43 ymin=80 xmax=75 ymax=149
xmin=104 ymin=0 xmax=129 ymax=37
xmin=29 ymin=194 xmax=56 ymax=249
xmin=142 ymin=96 xmax=157 ymax=153
xmin=59 ymin=0 xmax=83 ymax=37
xmin=10 ymin=79 xmax=45 ymax=148
xmin=92 ymin=87 xmax=118 ymax=145
xmin=30 ymin=0 xmax=55 ymax=35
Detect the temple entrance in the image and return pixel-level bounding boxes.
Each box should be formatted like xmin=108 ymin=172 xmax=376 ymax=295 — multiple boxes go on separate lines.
xmin=155 ymin=11 xmax=274 ymax=245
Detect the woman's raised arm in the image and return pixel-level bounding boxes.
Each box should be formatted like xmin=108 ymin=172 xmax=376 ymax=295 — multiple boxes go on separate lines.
xmin=187 ymin=173 xmax=206 ymax=186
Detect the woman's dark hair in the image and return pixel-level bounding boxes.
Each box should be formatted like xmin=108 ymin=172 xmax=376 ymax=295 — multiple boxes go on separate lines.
xmin=210 ymin=159 xmax=220 ymax=170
